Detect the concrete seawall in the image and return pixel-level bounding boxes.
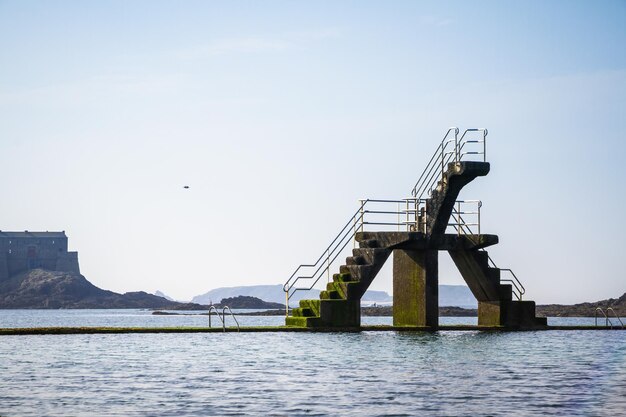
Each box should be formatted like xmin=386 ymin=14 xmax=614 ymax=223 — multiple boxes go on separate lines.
xmin=1 ymin=325 xmax=623 ymax=336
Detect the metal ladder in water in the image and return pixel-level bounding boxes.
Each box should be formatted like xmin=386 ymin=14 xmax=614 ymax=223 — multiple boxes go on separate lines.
xmin=595 ymin=307 xmax=624 ymax=328
xmin=208 ymin=305 xmax=240 ymax=332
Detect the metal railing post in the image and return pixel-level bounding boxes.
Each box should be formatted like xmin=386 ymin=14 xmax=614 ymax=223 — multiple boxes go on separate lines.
xmin=359 ymin=200 xmax=366 ymax=233
xmin=483 ymin=129 xmax=488 ymax=162
xmin=327 ymin=248 xmax=330 ymax=283
xmin=441 ymin=143 xmax=445 ymax=182
xmin=455 ymin=128 xmax=459 ymax=162
xmin=353 ymin=214 xmax=357 ymax=249
xmin=478 ymin=201 xmax=482 ymax=235
xmin=397 ymin=201 xmax=400 ymax=231
xmin=457 ymin=201 xmax=461 ymax=236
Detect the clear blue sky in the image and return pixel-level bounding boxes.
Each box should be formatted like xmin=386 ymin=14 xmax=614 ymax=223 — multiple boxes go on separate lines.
xmin=1 ymin=1 xmax=625 ymax=303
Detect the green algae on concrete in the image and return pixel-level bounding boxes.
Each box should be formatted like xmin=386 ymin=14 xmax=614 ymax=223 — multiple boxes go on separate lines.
xmin=393 ymin=249 xmax=438 ymax=328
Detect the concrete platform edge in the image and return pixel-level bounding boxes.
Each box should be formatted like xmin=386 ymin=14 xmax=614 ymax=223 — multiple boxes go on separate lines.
xmin=0 ymin=325 xmax=623 ymax=336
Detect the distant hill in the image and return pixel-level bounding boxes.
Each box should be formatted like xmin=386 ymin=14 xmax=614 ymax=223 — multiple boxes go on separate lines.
xmin=154 ymin=290 xmax=174 ymax=301
xmin=361 ymin=293 xmax=626 ymax=318
xmin=192 ymin=284 xmax=316 ymax=306
xmin=537 ymin=293 xmax=626 ymax=317
xmin=191 ymin=284 xmax=477 ymax=307
xmin=0 ymin=269 xmax=205 ymax=309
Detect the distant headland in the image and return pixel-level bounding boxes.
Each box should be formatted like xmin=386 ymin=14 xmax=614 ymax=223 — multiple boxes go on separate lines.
xmin=0 ymin=231 xmax=622 ymax=316
xmin=0 ymin=231 xmax=204 ymax=309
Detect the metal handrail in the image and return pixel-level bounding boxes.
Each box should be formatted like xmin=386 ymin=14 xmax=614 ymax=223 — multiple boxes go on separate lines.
xmin=595 ymin=307 xmax=612 ymax=328
xmin=410 ymin=128 xmax=488 ymax=200
xmin=607 ymin=308 xmax=624 ymax=328
xmin=208 ymin=305 xmax=224 ymax=329
xmin=499 ymin=269 xmax=525 ymax=301
xmin=283 ymin=200 xmax=367 ymax=294
xmin=411 ymin=127 xmax=458 ymax=198
xmin=458 ymin=128 xmax=488 ymax=162
xmin=596 ymin=307 xmax=624 ymax=328
xmin=222 ymin=306 xmax=240 ymax=332
xmin=449 ymin=200 xmax=482 ymax=236
xmin=449 ymin=207 xmax=526 ymax=302
xmin=283 ymin=198 xmax=427 ymax=314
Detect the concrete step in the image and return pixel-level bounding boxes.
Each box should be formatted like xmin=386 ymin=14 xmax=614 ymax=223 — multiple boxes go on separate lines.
xmin=352 ymin=248 xmax=390 ymax=264
xmin=359 ymin=239 xmax=380 ymax=248
xmin=487 ymin=267 xmax=501 ymax=286
xmin=473 ymin=250 xmax=489 ymax=266
xmin=506 ymin=300 xmax=545 ymax=329
xmin=299 ymin=299 xmax=321 ymax=316
xmin=499 ymin=284 xmax=513 ymax=302
xmin=291 ymin=307 xmax=315 ymax=317
xmin=319 ymin=299 xmax=360 ymax=327
xmin=320 ymin=289 xmax=343 ymax=300
xmin=333 ymin=272 xmax=354 ymax=283
xmin=288 ymin=299 xmax=360 ymax=327
xmin=340 ymin=264 xmax=375 ymax=280
xmin=478 ymin=299 xmax=546 ymax=329
xmin=326 ymin=281 xmax=361 ymax=300
xmin=285 ymin=316 xmax=323 ymax=328
xmin=346 ymin=255 xmax=366 ymax=265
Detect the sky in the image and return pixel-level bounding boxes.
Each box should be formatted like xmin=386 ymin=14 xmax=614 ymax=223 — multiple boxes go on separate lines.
xmin=1 ymin=0 xmax=625 ymax=304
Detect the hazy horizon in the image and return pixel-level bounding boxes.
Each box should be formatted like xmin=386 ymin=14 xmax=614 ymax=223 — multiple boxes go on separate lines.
xmin=1 ymin=1 xmax=625 ymax=304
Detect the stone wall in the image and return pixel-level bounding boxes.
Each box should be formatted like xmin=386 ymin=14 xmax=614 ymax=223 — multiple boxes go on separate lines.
xmin=0 ymin=253 xmax=8 ymax=282
xmin=0 ymin=231 xmax=80 ymax=280
xmin=56 ymin=251 xmax=80 ymax=274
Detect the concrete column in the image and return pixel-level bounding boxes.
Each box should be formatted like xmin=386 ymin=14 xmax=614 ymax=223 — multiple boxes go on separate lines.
xmin=392 ymin=249 xmax=438 ymax=328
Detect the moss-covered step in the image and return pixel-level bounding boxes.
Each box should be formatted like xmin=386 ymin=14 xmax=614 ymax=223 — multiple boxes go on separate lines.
xmin=326 ymin=281 xmax=361 ymax=300
xmin=285 ymin=316 xmax=323 ymax=327
xmin=332 ymin=273 xmax=354 ymax=283
xmin=299 ymin=299 xmax=321 ymax=316
xmin=291 ymin=307 xmax=315 ymax=317
xmin=320 ymin=289 xmax=343 ymax=300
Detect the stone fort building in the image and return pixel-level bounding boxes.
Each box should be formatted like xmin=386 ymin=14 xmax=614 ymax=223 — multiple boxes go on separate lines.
xmin=0 ymin=231 xmax=80 ymax=281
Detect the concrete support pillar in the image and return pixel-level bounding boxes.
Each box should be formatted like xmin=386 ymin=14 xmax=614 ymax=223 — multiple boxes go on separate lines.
xmin=392 ymin=249 xmax=438 ymax=329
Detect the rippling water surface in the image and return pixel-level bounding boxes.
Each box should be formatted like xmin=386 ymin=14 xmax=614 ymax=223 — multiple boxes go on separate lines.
xmin=1 ymin=311 xmax=625 ymax=416
xmin=0 ymin=309 xmax=613 ymax=328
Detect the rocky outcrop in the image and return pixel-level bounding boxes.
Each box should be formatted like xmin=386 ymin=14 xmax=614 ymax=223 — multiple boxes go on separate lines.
xmin=536 ymin=293 xmax=626 ymax=317
xmin=0 ymin=269 xmax=202 ymax=309
xmin=216 ymin=295 xmax=284 ymax=309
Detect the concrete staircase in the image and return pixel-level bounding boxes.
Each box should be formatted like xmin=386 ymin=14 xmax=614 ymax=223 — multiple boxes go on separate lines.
xmin=286 ymin=238 xmax=391 ymax=328
xmin=425 ymin=161 xmax=490 ymax=235
xmin=449 ymin=249 xmax=547 ymax=328
xmin=285 ymin=127 xmax=546 ymax=329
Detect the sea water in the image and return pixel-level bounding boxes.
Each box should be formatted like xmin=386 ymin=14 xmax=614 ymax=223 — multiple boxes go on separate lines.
xmin=0 ymin=309 xmax=612 ymax=328
xmin=0 ymin=311 xmax=625 ymax=416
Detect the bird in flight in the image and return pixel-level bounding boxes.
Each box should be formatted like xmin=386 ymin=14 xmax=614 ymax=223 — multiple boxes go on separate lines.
xmin=183 ymin=185 xmax=190 ymax=189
